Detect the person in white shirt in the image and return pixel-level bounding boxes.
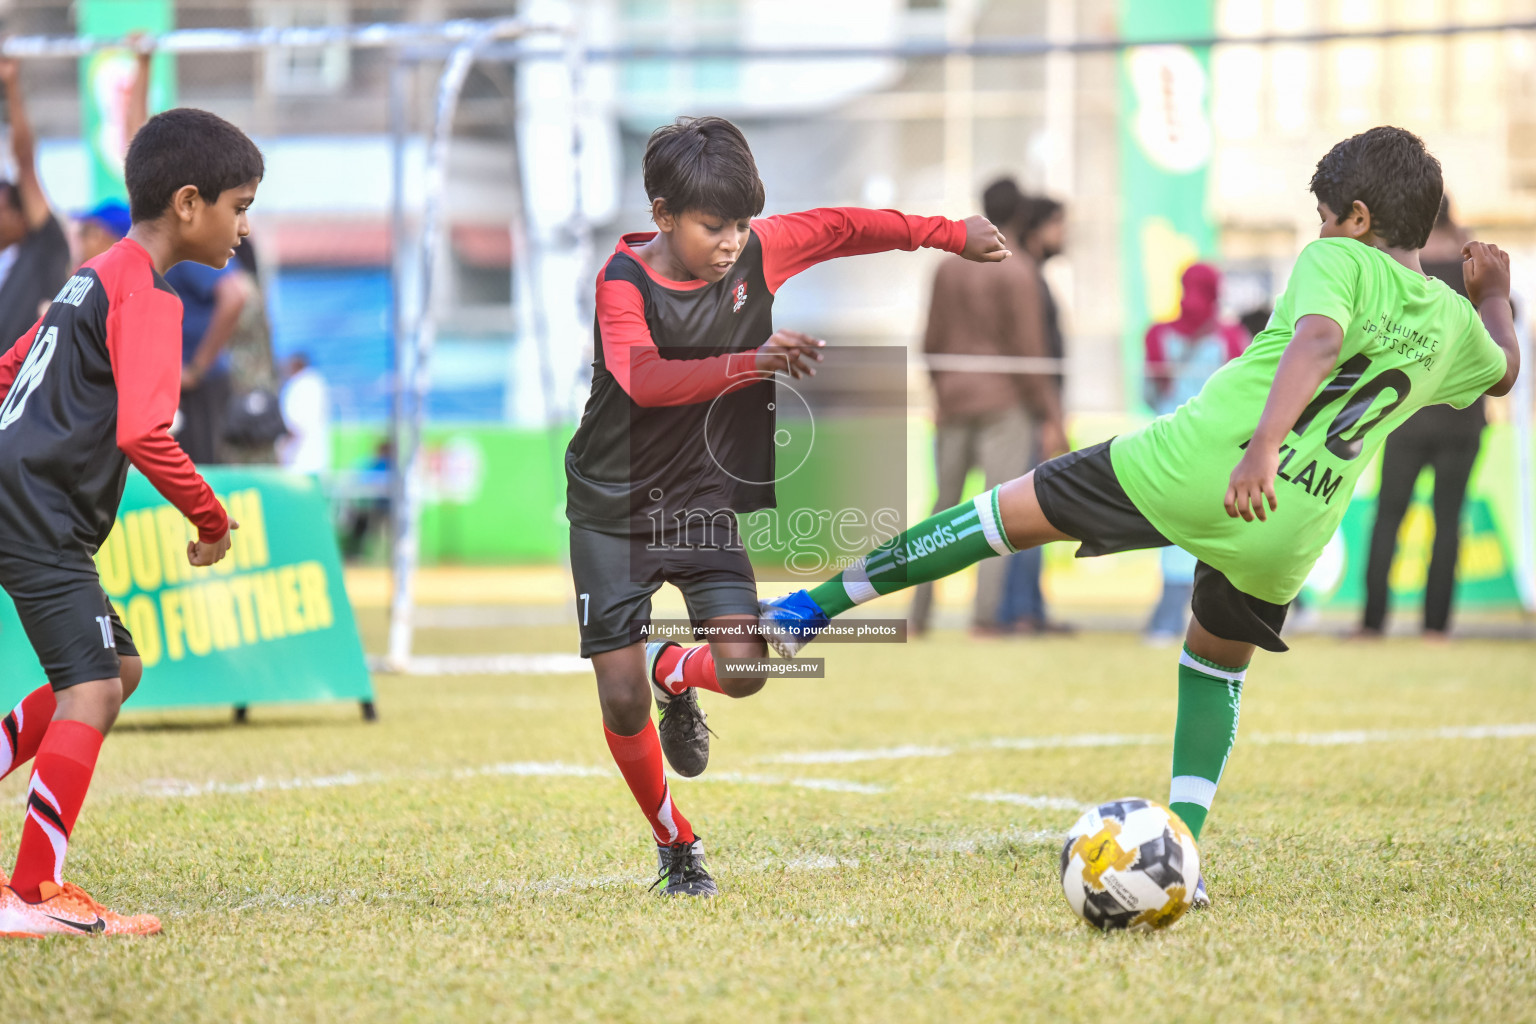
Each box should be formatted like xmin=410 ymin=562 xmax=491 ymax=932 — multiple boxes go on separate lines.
xmin=278 ymin=353 xmax=331 ymax=475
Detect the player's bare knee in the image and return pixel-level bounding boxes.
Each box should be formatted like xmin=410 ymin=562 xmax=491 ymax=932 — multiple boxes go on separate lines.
xmin=1184 ymin=618 xmax=1255 ymax=671
xmin=720 ymin=675 xmax=766 ymax=699
xmin=600 ymin=689 xmax=652 ymax=734
xmin=997 ymin=471 xmax=1072 ymax=550
xmin=708 ymin=637 xmax=766 ymax=698
xmin=591 ymin=646 xmax=652 ymax=727
xmin=54 ymin=676 xmax=125 ymax=733
xmin=593 ymin=671 xmax=652 ymax=733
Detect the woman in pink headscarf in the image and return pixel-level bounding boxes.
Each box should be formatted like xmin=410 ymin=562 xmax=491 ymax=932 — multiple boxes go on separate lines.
xmin=1142 ymin=263 xmax=1251 ymax=642
xmin=1144 ymin=264 xmax=1249 ymax=413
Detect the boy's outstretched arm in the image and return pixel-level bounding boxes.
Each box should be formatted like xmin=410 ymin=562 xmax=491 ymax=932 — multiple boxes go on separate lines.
xmin=1464 ymin=241 xmax=1519 ymax=397
xmin=105 ymin=289 xmax=235 ymax=565
xmin=598 ymin=270 xmax=823 ymax=407
xmin=754 ymin=208 xmax=1007 ymax=293
xmin=1225 ymin=314 xmax=1344 ymax=523
xmin=0 ymin=59 xmax=51 ymax=231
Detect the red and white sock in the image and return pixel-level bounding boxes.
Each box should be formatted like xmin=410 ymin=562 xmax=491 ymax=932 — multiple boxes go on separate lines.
xmin=10 ymin=720 xmax=103 ymax=902
xmin=603 ymin=721 xmax=694 ymax=847
xmin=0 ymin=685 xmax=56 ymax=782
xmin=653 ymin=645 xmax=726 ymax=698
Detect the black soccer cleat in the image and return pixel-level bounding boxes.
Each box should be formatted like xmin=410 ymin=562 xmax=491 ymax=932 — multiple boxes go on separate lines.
xmin=647 ymin=641 xmax=712 ymax=777
xmin=651 ymin=838 xmax=719 ymax=897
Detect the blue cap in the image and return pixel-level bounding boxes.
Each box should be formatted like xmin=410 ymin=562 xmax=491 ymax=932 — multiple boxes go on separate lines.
xmin=76 ymin=199 xmax=132 ymax=240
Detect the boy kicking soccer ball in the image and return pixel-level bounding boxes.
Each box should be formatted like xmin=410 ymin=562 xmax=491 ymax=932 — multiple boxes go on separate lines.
xmin=0 ymin=109 xmax=261 ymax=937
xmin=567 ymin=116 xmax=1009 ymax=895
xmin=760 ymin=126 xmax=1519 ymax=905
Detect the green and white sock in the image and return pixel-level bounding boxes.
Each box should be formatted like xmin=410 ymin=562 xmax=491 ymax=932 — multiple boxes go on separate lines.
xmin=809 ymin=487 xmax=1015 ymax=618
xmin=1169 ymin=646 xmax=1246 ymax=841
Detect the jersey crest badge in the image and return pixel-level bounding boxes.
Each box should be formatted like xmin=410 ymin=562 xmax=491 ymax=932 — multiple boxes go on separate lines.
xmin=731 ymin=278 xmax=748 ymax=313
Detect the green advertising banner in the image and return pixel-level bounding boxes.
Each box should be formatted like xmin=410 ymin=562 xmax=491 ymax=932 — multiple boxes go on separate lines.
xmin=78 ymin=0 xmax=176 ymax=203
xmin=0 ymin=468 xmax=374 ymax=713
xmin=1305 ymin=496 xmax=1520 ymax=611
xmin=333 ymin=424 xmax=571 ymax=564
xmin=1118 ymin=0 xmax=1217 ymax=410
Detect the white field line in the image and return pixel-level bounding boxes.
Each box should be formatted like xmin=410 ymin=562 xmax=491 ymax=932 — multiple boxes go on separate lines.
xmin=767 ymin=744 xmax=958 ymax=765
xmin=1246 ymin=722 xmax=1536 ymax=746
xmin=760 ymin=722 xmax=1536 ymax=765
xmin=197 ymin=827 xmax=1062 ymax=915
xmin=100 ymin=761 xmax=884 ymax=804
xmin=377 ymin=654 xmax=591 ymax=676
xmin=703 ymin=771 xmax=887 ymax=795
xmin=50 ymin=720 xmax=1534 ymax=807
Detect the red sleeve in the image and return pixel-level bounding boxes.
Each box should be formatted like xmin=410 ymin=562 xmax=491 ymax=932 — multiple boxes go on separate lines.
xmin=0 ymin=315 xmax=46 ymax=404
xmin=107 ymin=287 xmax=229 ymax=543
xmin=598 ymin=276 xmax=759 ymax=408
xmin=753 ymin=208 xmax=967 ymax=293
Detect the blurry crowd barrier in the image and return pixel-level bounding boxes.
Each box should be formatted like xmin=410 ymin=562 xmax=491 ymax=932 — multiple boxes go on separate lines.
xmin=326 ymin=414 xmax=1527 ymax=618
xmin=0 ymin=467 xmax=375 ymax=714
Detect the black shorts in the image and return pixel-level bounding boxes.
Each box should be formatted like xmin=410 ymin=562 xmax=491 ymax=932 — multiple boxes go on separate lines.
xmin=0 ymin=554 xmax=137 ymax=690
xmin=569 ymin=522 xmax=760 ymax=658
xmin=1033 ymin=440 xmax=1292 ymax=652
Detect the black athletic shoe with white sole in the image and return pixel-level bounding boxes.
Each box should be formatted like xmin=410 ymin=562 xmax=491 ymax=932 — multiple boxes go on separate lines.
xmin=651 ymin=839 xmax=719 ymax=897
xmin=647 ymin=640 xmax=712 ymax=777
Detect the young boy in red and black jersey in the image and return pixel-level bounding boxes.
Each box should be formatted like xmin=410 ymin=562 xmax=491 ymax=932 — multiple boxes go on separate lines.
xmin=566 ymin=116 xmax=1008 ymax=895
xmin=0 ymin=108 xmax=261 ymax=938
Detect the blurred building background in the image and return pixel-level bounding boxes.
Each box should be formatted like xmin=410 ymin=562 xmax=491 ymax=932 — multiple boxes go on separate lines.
xmin=0 ymin=0 xmax=1533 ymax=564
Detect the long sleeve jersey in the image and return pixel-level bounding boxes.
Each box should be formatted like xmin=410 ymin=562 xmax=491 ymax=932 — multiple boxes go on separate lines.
xmin=0 ymin=238 xmax=228 ymax=567
xmin=565 ymin=207 xmax=966 ymax=534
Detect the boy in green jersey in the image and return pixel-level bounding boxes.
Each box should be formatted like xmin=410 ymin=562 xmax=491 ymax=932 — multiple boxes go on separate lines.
xmin=757 ymin=127 xmax=1519 ymax=903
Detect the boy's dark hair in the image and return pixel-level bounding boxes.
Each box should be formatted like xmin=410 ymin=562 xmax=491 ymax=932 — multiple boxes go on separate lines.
xmin=125 ymin=108 xmax=265 ymax=223
xmin=982 ymin=177 xmax=1021 ymax=228
xmin=1309 ymin=126 xmax=1442 ymax=249
xmin=642 ymin=116 xmax=765 ymax=221
xmin=1020 ymin=195 xmax=1064 ymax=237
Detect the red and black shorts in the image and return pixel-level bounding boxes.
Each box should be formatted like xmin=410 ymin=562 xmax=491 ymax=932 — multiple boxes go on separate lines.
xmin=568 ymin=522 xmax=760 ymax=658
xmin=1032 ymin=440 xmax=1292 ymax=652
xmin=0 ymin=553 xmax=137 ymax=691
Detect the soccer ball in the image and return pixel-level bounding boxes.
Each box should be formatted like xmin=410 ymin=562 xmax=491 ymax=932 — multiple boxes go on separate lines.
xmin=1059 ymin=797 xmax=1199 ymax=932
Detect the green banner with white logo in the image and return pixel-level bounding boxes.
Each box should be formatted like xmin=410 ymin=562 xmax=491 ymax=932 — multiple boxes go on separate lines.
xmin=1305 ymin=494 xmax=1521 ymax=611
xmin=0 ymin=468 xmax=374 ymax=712
xmin=78 ymin=0 xmax=176 ymax=203
xmin=1118 ymin=0 xmax=1216 ymax=410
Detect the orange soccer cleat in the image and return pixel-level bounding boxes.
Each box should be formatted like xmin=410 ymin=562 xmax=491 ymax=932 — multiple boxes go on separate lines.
xmin=0 ymin=882 xmax=102 ymax=937
xmin=0 ymin=886 xmax=42 ymax=939
xmin=48 ymin=883 xmax=161 ymax=936
xmin=0 ymin=882 xmax=161 ymax=938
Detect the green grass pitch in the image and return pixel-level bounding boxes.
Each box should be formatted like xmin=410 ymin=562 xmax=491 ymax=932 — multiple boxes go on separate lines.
xmin=1 ymin=618 xmax=1533 ymax=1022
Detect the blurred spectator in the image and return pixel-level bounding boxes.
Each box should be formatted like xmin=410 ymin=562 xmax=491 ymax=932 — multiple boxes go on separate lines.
xmin=167 ymin=260 xmax=248 ymax=464
xmin=1359 ymin=196 xmax=1485 ymax=641
xmin=1141 ymin=263 xmax=1249 ymax=642
xmin=1238 ymin=305 xmax=1273 ymax=340
xmin=0 ymin=60 xmax=70 ymax=354
xmin=279 ymin=353 xmax=332 ymax=476
xmin=341 ymin=440 xmax=392 ymax=560
xmin=219 ymin=238 xmax=284 ymax=464
xmin=74 ymin=199 xmax=131 ymax=264
xmin=909 ymin=177 xmax=1065 ymax=636
xmin=998 ymin=195 xmax=1074 ymax=635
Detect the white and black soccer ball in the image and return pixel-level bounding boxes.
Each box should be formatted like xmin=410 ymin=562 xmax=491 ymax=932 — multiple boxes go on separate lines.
xmin=1059 ymin=797 xmax=1199 ymax=932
